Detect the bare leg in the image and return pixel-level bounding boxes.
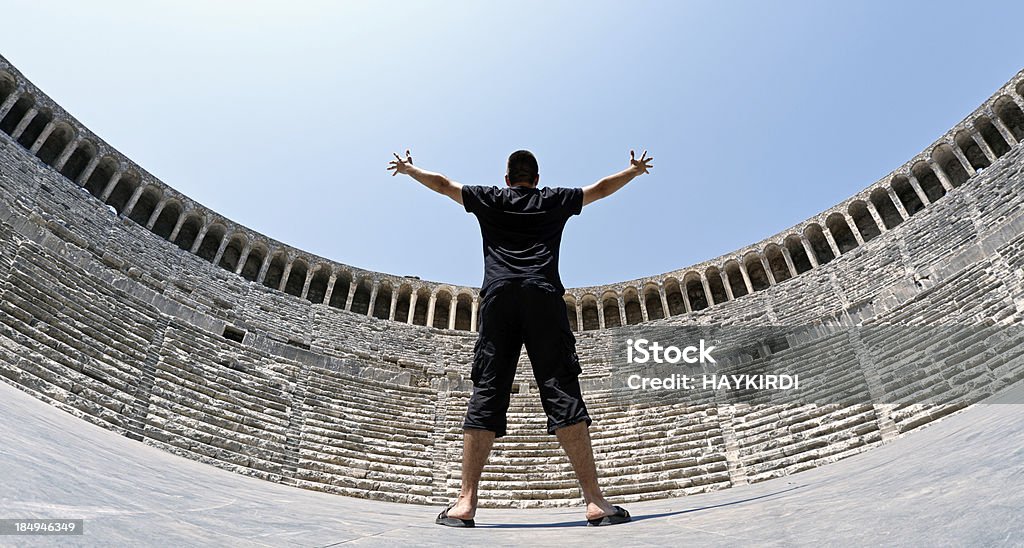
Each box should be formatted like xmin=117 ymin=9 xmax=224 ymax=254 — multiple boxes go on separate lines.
xmin=447 ymin=428 xmax=495 ymax=520
xmin=555 ymin=421 xmax=618 ymax=520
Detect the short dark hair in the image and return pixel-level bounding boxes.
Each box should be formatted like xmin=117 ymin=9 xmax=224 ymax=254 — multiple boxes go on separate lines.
xmin=507 ymin=150 xmax=539 ymax=184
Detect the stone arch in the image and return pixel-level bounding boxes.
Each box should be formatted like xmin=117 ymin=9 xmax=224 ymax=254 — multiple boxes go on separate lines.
xmin=174 ymin=214 xmax=203 ymax=252
xmin=890 ymin=175 xmax=924 ymax=216
xmin=623 ymin=287 xmax=643 ymax=325
xmin=240 ymin=243 xmax=266 ymax=282
xmin=683 ymin=272 xmax=709 ymax=309
xmin=869 ymin=188 xmax=902 ymax=230
xmin=565 ymin=295 xmax=579 ymax=331
xmin=351 ymin=277 xmax=373 ymax=314
xmin=372 ymin=282 xmax=394 ymax=319
xmin=152 ymin=200 xmax=182 ymax=240
xmin=432 ymin=289 xmax=453 ymax=328
xmin=454 ymin=292 xmax=473 ymax=331
xmin=36 ymin=122 xmax=73 ymax=165
xmin=59 ymin=140 xmax=96 ymax=181
xmin=394 ymin=284 xmax=414 ymax=323
xmin=0 ymin=72 xmax=15 ymax=105
xmin=955 ymin=130 xmax=990 ymax=171
xmin=328 ymin=271 xmax=353 ymax=309
xmin=994 ymin=96 xmax=1024 ymax=142
xmin=975 ymin=116 xmax=1011 ymax=158
xmin=106 ymin=171 xmax=142 ymax=214
xmin=15 ymin=107 xmax=51 ymax=148
xmin=217 ymin=233 xmax=247 ymax=273
xmin=932 ymin=144 xmax=969 ymax=188
xmin=306 ymin=265 xmax=332 ymax=304
xmin=412 ymin=287 xmax=431 ymax=326
xmin=0 ymin=94 xmax=34 ymax=135
xmin=723 ymin=260 xmax=748 ymax=298
xmin=825 ymin=213 xmax=858 ymax=254
xmin=704 ymin=267 xmax=729 ymax=304
xmin=262 ymin=252 xmax=288 ymax=290
xmin=804 ymin=223 xmax=835 ymax=265
xmin=764 ymin=244 xmax=792 ymax=283
xmin=195 ymin=224 xmax=227 ymax=262
xmin=643 ymin=284 xmax=665 ymax=320
xmin=847 ymin=200 xmax=881 ymax=243
xmin=783 ymin=235 xmax=813 ymax=274
xmin=663 ymin=277 xmax=686 ymax=315
xmin=742 ymin=253 xmax=771 ymax=291
xmin=602 ymin=291 xmax=622 ymax=328
xmin=83 ymin=156 xmax=118 ymax=197
xmin=911 ymin=161 xmax=945 ymax=203
xmin=128 ymin=186 xmax=162 ymax=227
xmin=581 ymin=294 xmax=600 ymax=330
xmin=283 ymin=258 xmax=309 ymax=296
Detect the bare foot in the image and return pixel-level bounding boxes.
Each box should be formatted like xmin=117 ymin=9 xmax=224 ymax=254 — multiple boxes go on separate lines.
xmin=585 ymin=499 xmax=618 ymax=521
xmin=447 ymin=494 xmax=477 ymax=520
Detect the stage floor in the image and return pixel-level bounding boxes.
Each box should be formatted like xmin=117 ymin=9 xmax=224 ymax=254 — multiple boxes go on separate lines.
xmin=1 ymin=379 xmax=1021 ymax=547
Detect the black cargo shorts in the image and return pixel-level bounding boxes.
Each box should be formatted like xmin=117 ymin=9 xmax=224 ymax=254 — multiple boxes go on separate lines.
xmin=463 ymin=279 xmax=592 ymax=438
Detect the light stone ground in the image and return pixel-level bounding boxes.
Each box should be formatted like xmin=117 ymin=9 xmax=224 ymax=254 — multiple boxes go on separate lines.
xmin=1 ymin=379 xmax=1022 ymax=548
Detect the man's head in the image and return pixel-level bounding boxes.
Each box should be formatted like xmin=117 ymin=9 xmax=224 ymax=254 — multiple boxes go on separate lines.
xmin=506 ymin=149 xmax=539 ymax=187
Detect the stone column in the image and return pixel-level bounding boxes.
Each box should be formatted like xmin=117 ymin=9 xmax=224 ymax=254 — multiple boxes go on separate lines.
xmin=168 ymin=214 xmax=188 ymax=242
xmin=300 ymin=269 xmax=315 ymax=300
xmin=426 ymin=294 xmax=437 ymax=327
xmin=720 ymin=270 xmax=735 ymax=300
xmin=928 ymin=159 xmax=955 ymax=191
xmin=121 ymin=184 xmax=148 ymax=218
xmin=780 ymin=246 xmax=798 ymax=277
xmin=638 ymin=292 xmax=649 ymax=322
xmin=597 ymin=300 xmax=606 ymax=329
xmin=905 ymin=173 xmax=931 ymax=206
xmin=759 ymin=255 xmax=776 ymax=285
xmin=211 ymin=233 xmax=233 ymax=266
xmin=28 ymin=121 xmax=56 ymax=154
xmin=617 ymin=296 xmax=626 ymax=326
xmin=344 ymin=279 xmax=358 ymax=311
xmin=659 ymin=287 xmax=671 ymax=316
xmin=989 ymin=112 xmax=1018 ymax=145
xmin=277 ymin=259 xmax=294 ymax=292
xmin=408 ymin=292 xmax=418 ymax=324
xmin=76 ymin=155 xmax=102 ymax=186
xmin=189 ymin=222 xmax=210 ymax=254
xmin=865 ymin=201 xmax=887 ymax=233
xmin=470 ymin=297 xmax=479 ymax=332
xmin=700 ymin=273 xmax=714 ymax=306
xmin=234 ymin=243 xmax=253 ymax=275
xmin=885 ymin=188 xmax=910 ymax=221
xmin=53 ymin=137 xmax=80 ymax=171
xmin=323 ymin=274 xmax=338 ymax=304
xmin=950 ymin=142 xmax=977 ymax=177
xmin=9 ymin=107 xmax=38 ymax=140
xmin=738 ymin=262 xmax=755 ymax=294
xmin=575 ymin=297 xmax=584 ymax=331
xmin=0 ymin=92 xmax=21 ymax=120
xmin=801 ymin=236 xmax=820 ymax=268
xmin=681 ymin=284 xmax=693 ymax=313
xmin=256 ymin=254 xmax=273 ymax=284
xmin=448 ymin=296 xmax=458 ymax=329
xmin=845 ymin=214 xmax=865 ymax=245
xmin=388 ymin=291 xmax=398 ymax=321
xmin=99 ymin=170 xmax=124 ymax=202
xmin=971 ymin=130 xmax=998 ymax=163
xmin=367 ymin=282 xmax=379 ymax=317
xmin=822 ymin=227 xmax=842 ymax=257
xmin=146 ymin=200 xmax=167 ymax=229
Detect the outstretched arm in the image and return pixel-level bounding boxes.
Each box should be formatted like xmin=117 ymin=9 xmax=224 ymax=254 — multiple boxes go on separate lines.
xmin=387 ymin=150 xmax=463 ymax=205
xmin=581 ymin=150 xmax=654 ymax=207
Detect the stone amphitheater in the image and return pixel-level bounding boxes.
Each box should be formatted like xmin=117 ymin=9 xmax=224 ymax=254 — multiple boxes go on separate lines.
xmin=1 ymin=52 xmax=1024 ymax=543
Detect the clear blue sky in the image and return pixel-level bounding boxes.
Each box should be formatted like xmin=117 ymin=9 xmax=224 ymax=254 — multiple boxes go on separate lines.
xmin=2 ymin=1 xmax=1022 ymax=288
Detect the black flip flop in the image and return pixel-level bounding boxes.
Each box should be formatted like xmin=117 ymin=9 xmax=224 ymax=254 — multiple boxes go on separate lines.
xmin=435 ymin=504 xmax=475 ymax=528
xmin=587 ymin=505 xmax=631 ymax=526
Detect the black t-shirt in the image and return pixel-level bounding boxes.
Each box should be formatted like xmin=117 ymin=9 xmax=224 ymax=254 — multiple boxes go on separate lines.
xmin=462 ymin=185 xmax=583 ymax=297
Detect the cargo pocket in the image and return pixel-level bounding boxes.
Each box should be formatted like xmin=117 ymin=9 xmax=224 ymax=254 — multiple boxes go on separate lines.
xmin=559 ymin=329 xmax=583 ymax=378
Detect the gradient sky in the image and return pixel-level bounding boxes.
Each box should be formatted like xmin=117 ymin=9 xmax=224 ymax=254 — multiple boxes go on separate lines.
xmin=2 ymin=1 xmax=1022 ymax=288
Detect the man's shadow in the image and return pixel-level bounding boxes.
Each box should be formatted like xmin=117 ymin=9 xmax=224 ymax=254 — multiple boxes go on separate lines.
xmin=475 ymin=484 xmax=804 ymax=529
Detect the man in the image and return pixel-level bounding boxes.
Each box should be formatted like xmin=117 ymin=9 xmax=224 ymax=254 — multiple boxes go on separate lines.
xmin=387 ymin=148 xmax=653 ymax=527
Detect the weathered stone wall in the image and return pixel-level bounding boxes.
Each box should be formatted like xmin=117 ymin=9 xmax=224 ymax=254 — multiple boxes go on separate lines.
xmin=0 ymin=56 xmax=1023 ymax=508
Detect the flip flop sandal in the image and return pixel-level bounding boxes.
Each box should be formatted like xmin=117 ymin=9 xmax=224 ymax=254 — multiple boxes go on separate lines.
xmin=436 ymin=504 xmax=476 ymax=528
xmin=587 ymin=505 xmax=631 ymax=526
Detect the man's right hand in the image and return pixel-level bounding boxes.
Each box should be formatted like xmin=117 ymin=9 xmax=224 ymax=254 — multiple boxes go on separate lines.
xmin=387 ymin=149 xmax=415 ymax=177
xmin=629 ymin=150 xmax=654 ymax=175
